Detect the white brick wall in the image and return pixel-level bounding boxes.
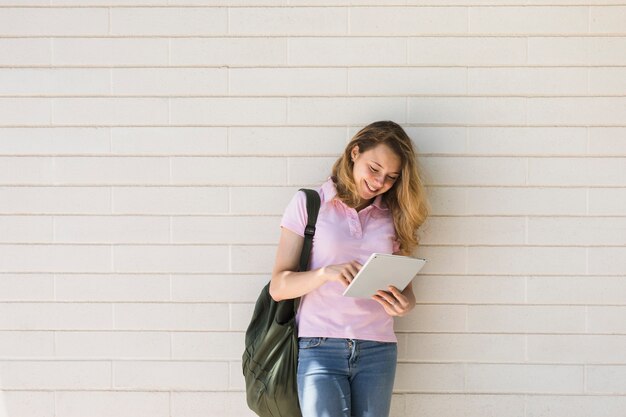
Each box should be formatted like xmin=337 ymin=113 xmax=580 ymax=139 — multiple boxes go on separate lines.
xmin=0 ymin=2 xmax=624 ymax=417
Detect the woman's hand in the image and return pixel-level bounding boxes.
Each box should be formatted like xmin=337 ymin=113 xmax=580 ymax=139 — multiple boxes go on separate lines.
xmin=372 ymin=285 xmax=415 ymax=317
xmin=322 ymin=261 xmax=362 ymax=288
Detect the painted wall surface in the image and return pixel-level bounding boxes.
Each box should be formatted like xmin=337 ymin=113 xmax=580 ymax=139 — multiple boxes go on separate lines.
xmin=1 ymin=2 xmax=625 ymax=416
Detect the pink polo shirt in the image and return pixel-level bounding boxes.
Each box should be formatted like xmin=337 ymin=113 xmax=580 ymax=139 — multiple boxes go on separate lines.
xmin=280 ymin=178 xmax=401 ymax=343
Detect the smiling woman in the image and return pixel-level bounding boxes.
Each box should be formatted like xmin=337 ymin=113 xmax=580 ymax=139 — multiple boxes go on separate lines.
xmin=268 ymin=120 xmax=429 ymax=417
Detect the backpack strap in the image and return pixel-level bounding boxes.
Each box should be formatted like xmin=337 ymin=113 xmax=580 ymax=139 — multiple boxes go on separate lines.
xmin=294 ymin=188 xmax=321 ymax=314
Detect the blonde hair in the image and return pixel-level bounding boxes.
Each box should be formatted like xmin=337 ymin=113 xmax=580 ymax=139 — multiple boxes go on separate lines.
xmin=331 ymin=121 xmax=429 ymax=256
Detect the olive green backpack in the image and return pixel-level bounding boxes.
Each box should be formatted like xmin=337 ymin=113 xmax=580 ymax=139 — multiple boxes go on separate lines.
xmin=242 ymin=189 xmax=321 ymax=417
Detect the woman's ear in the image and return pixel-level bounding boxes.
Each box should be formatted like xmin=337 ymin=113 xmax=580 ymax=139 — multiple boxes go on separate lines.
xmin=351 ymin=145 xmax=359 ymax=161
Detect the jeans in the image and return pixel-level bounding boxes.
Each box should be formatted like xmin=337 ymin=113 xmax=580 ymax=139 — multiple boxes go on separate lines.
xmin=297 ymin=337 xmax=397 ymax=417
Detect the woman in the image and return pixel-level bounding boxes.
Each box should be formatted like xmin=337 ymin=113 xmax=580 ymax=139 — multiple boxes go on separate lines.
xmin=270 ymin=121 xmax=429 ymax=417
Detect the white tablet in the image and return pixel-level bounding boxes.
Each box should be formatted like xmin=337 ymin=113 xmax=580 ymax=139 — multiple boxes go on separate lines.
xmin=342 ymin=253 xmax=426 ymax=299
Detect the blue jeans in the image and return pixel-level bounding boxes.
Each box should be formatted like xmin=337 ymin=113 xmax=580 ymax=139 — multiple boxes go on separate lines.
xmin=297 ymin=337 xmax=397 ymax=417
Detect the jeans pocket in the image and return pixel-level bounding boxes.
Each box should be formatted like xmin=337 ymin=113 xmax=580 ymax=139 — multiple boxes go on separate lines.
xmin=298 ymin=337 xmax=324 ymax=350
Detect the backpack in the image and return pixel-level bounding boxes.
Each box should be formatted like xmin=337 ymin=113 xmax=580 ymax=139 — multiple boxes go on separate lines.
xmin=242 ymin=188 xmax=321 ymax=417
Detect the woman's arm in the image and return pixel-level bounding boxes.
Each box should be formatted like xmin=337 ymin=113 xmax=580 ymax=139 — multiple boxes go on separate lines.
xmin=269 ymin=228 xmax=362 ymax=302
xmin=372 ymin=281 xmax=417 ymax=317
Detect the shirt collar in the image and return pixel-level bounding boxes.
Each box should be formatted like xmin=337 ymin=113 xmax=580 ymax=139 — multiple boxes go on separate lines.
xmin=321 ymin=178 xmax=388 ymax=211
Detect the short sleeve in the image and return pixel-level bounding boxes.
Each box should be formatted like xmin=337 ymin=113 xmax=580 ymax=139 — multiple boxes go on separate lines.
xmin=280 ymin=190 xmax=308 ymax=237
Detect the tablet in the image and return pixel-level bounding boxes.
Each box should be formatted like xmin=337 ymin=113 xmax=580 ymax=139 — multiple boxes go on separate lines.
xmin=342 ymin=253 xmax=426 ymax=298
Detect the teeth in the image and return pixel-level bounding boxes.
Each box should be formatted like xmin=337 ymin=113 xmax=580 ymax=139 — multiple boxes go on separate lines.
xmin=365 ymin=181 xmax=378 ymax=192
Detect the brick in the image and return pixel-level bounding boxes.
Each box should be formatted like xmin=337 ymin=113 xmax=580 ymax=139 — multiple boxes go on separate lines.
xmin=425 ymin=187 xmax=466 ymax=216
xmin=172 ymin=332 xmax=244 ymax=359
xmin=229 ymin=303 xmax=255 ymax=331
xmin=56 ymin=331 xmax=170 ymax=359
xmin=110 ymin=7 xmax=227 ymax=35
xmin=421 ymin=216 xmax=525 ymax=245
xmin=288 ymin=157 xmax=335 ymax=185
xmin=54 ymin=216 xmax=170 ymax=243
xmin=54 ymin=98 xmax=168 ymax=126
xmin=587 ymin=366 xmax=626 ymax=394
xmin=53 ymin=0 xmax=167 ymax=3
xmin=467 ymin=247 xmax=586 ymax=275
xmin=171 ymin=38 xmax=287 ymax=66
xmin=466 ymin=187 xmax=586 ymax=215
xmin=350 ymin=68 xmax=466 ymax=95
xmin=406 ymin=394 xmax=524 ymax=417
xmin=405 ymin=334 xmax=525 ymax=362
xmin=112 ymin=68 xmax=227 ymax=95
xmin=0 ymin=8 xmax=108 ymax=36
xmin=467 ymin=127 xmax=587 ymax=156
xmin=468 ymin=305 xmax=586 ymax=333
xmin=171 ymin=274 xmax=267 ymax=303
xmin=406 ymin=127 xmax=466 ymax=155
xmin=289 ymin=37 xmax=406 ymax=66
xmin=0 ymin=98 xmax=50 ymax=125
xmin=230 ymin=7 xmax=347 ymax=35
xmin=589 ymin=188 xmax=626 ymax=215
xmin=0 ymin=361 xmax=111 ymax=389
xmin=56 ymin=274 xmax=170 ymax=302
xmin=113 ymin=187 xmax=228 ymax=215
xmin=230 ymin=68 xmax=347 ymax=96
xmin=113 ymin=245 xmax=229 ymax=273
xmin=528 ymin=335 xmax=626 ymax=363
xmin=0 ymin=39 xmax=50 ymax=65
xmin=528 ymin=276 xmax=626 ymax=305
xmin=170 ymin=157 xmax=287 ymax=185
xmin=0 ymin=127 xmax=109 ymax=155
xmin=468 ymin=68 xmax=587 ymax=95
xmin=55 ymin=157 xmax=169 ymax=185
xmin=528 ymin=217 xmax=626 ymax=245
xmin=529 ymin=98 xmax=626 ymax=126
xmin=526 ymin=395 xmax=626 ymax=417
xmin=229 ymin=361 xmax=245 ymax=390
xmin=56 ymin=391 xmax=169 ymax=417
xmin=395 ymin=305 xmax=466 ymax=332
xmin=414 ymin=275 xmax=525 ymax=304
xmin=289 ymin=97 xmax=406 ymax=125
xmin=590 ymin=6 xmax=626 ymax=33
xmin=0 ymin=68 xmax=109 ymax=95
xmin=419 ymin=156 xmax=527 ymax=186
xmin=0 ymin=215 xmax=53 ymax=242
xmin=528 ymin=37 xmax=590 ymax=65
xmin=0 ymin=302 xmax=112 ymax=330
xmin=54 ymin=38 xmax=168 ymax=66
xmin=230 ymin=186 xmax=299 ymax=215
xmin=413 ymin=246 xmax=466 ymax=274
xmin=171 ymin=392 xmax=256 ymax=417
xmin=0 ymin=186 xmax=112 ymax=213
xmin=0 ymin=274 xmax=54 ymax=301
xmin=394 ymin=363 xmax=464 ymax=392
xmin=589 ymin=247 xmax=626 ymax=275
xmin=0 ymin=245 xmax=111 ymax=273
xmin=466 ymin=364 xmax=583 ymax=394
xmin=170 ymin=98 xmax=286 ymax=126
xmin=470 ymin=7 xmax=588 ymax=34
xmin=172 ymin=216 xmax=280 ymax=244
xmin=408 ymin=98 xmax=526 ymax=125
xmin=408 ymin=37 xmax=526 ymax=65
xmin=229 ymin=127 xmax=347 ymax=156
xmin=111 ymin=127 xmax=227 ymax=155
xmin=231 ymin=245 xmax=276 ymax=273
xmin=588 ymin=307 xmax=626 ymax=334
xmin=351 ymin=7 xmax=468 ymax=35
xmin=590 ymin=68 xmax=626 ymax=95
xmin=115 ymin=303 xmax=229 ymax=331
xmin=589 ymin=128 xmax=626 ymax=156
xmin=0 ymin=156 xmax=54 ymax=184
xmin=0 ymin=391 xmax=54 ymax=417
xmin=0 ymin=331 xmax=54 ymax=357
xmin=113 ymin=360 xmax=228 ymax=390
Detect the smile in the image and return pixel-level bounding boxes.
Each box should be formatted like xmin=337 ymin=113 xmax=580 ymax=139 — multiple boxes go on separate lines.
xmin=365 ymin=180 xmax=379 ymax=193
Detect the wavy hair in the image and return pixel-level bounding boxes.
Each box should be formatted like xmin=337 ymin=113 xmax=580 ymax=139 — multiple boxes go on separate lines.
xmin=331 ymin=121 xmax=429 ymax=255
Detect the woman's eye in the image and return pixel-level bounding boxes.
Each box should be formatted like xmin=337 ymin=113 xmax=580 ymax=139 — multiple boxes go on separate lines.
xmin=369 ymin=166 xmax=378 ymax=173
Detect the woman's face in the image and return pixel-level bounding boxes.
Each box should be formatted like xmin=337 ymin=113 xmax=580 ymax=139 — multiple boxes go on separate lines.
xmin=351 ymin=143 xmax=402 ymax=202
